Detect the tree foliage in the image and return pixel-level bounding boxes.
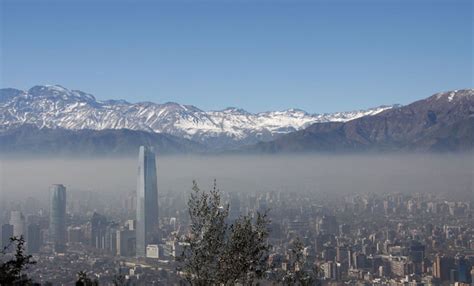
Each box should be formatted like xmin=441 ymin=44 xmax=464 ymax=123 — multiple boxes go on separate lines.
xmin=0 ymin=236 xmax=37 ymax=285
xmin=279 ymin=237 xmax=320 ymax=286
xmin=179 ymin=180 xmax=271 ymax=285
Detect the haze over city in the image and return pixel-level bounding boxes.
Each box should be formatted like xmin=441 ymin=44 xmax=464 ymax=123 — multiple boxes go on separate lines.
xmin=0 ymin=0 xmax=472 ymax=285
xmin=1 ymin=154 xmax=473 ymax=201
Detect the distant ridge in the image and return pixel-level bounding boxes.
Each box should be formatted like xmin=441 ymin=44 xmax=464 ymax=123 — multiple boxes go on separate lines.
xmin=244 ymin=89 xmax=474 ymax=153
xmin=0 ymin=125 xmax=206 ymax=155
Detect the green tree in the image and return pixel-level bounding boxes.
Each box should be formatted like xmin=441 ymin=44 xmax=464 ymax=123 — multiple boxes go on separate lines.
xmin=219 ymin=213 xmax=271 ymax=284
xmin=179 ymin=180 xmax=271 ymax=285
xmin=279 ymin=237 xmax=320 ymax=286
xmin=0 ymin=236 xmax=37 ymax=285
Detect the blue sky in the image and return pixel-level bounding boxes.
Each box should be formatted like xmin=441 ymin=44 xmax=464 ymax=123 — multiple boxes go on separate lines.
xmin=0 ymin=0 xmax=472 ymax=113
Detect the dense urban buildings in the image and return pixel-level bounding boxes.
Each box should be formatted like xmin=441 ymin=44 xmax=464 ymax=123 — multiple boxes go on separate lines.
xmin=1 ymin=188 xmax=472 ymax=285
xmin=0 ymin=149 xmax=472 ymax=285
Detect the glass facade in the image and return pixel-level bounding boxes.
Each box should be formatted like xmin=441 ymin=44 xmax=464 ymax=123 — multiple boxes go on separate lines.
xmin=136 ymin=146 xmax=158 ymax=257
xmin=50 ymin=184 xmax=66 ymax=253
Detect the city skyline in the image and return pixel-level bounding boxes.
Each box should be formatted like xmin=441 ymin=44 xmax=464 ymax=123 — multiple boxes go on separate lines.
xmin=0 ymin=147 xmax=472 ymax=284
xmin=1 ymin=169 xmax=472 ymax=284
xmin=0 ymin=0 xmax=472 ymax=284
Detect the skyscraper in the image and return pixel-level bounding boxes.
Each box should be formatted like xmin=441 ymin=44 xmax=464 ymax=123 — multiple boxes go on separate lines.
xmin=136 ymin=146 xmax=158 ymax=257
xmin=1 ymin=224 xmax=14 ymax=253
xmin=27 ymin=223 xmax=41 ymax=253
xmin=50 ymin=184 xmax=67 ymax=253
xmin=433 ymin=255 xmax=454 ymax=281
xmin=9 ymin=210 xmax=25 ymax=238
xmin=90 ymin=212 xmax=107 ymax=249
xmin=117 ymin=228 xmax=136 ymax=257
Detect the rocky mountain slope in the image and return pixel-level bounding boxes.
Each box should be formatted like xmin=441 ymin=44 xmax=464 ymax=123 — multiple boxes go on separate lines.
xmin=246 ymin=89 xmax=474 ymax=153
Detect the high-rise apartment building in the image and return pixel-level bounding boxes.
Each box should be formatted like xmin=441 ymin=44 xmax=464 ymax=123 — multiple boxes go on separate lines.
xmin=27 ymin=223 xmax=41 ymax=253
xmin=433 ymin=254 xmax=455 ymax=281
xmin=9 ymin=210 xmax=25 ymax=238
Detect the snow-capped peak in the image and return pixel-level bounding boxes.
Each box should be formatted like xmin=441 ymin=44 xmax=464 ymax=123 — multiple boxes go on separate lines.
xmin=434 ymin=89 xmax=474 ymax=102
xmin=221 ymin=107 xmax=250 ymax=114
xmin=27 ymin=84 xmax=96 ymax=102
xmin=0 ymin=85 xmax=398 ymax=148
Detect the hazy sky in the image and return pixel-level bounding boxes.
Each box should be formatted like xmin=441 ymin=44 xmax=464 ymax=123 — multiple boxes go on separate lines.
xmin=1 ymin=154 xmax=473 ymax=202
xmin=0 ymin=0 xmax=472 ymax=113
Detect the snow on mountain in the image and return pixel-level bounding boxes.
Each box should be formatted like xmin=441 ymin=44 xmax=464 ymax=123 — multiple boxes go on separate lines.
xmin=0 ymin=85 xmax=395 ymax=148
xmin=434 ymin=89 xmax=474 ymax=103
xmin=246 ymin=89 xmax=474 ymax=153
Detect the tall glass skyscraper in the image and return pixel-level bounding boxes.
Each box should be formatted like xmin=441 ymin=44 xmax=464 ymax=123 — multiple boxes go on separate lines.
xmin=136 ymin=146 xmax=158 ymax=257
xmin=50 ymin=184 xmax=66 ymax=253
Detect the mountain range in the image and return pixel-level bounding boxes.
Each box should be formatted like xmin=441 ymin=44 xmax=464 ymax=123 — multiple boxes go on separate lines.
xmin=0 ymin=85 xmax=393 ymax=153
xmin=248 ymin=89 xmax=474 ymax=153
xmin=0 ymin=85 xmax=472 ymax=154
